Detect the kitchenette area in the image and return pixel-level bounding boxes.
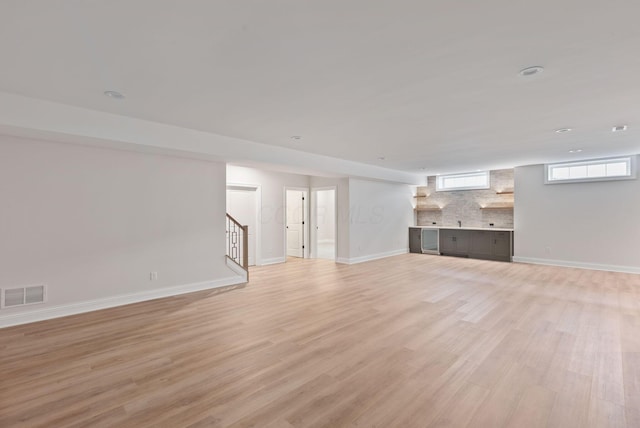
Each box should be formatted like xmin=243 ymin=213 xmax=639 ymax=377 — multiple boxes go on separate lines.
xmin=410 ymin=226 xmax=513 ymax=261
xmin=409 ymin=169 xmax=514 ymax=262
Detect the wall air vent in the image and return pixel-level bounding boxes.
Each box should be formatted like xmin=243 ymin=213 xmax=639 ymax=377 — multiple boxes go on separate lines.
xmin=1 ymin=284 xmax=47 ymax=308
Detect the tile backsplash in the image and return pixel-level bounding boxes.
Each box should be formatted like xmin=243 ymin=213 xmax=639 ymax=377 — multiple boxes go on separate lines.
xmin=416 ymin=169 xmax=514 ymax=228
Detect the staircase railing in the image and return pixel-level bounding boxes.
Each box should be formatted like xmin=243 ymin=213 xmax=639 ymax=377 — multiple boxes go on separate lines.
xmin=226 ymin=213 xmax=249 ymax=281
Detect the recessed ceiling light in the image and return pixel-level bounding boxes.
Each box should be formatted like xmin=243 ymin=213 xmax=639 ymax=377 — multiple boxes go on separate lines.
xmin=555 ymin=127 xmax=572 ymax=133
xmin=104 ymin=90 xmax=125 ymax=100
xmin=612 ymin=125 xmax=628 ymax=133
xmin=568 ymin=149 xmax=583 ymax=153
xmin=519 ymin=66 xmax=544 ymax=77
xmin=290 ymin=135 xmax=302 ymax=140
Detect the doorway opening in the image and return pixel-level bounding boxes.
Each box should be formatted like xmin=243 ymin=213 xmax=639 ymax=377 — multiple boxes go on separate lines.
xmin=311 ymin=187 xmax=336 ymax=260
xmin=285 ymin=188 xmax=309 ymax=259
xmin=226 ymin=185 xmax=260 ymax=266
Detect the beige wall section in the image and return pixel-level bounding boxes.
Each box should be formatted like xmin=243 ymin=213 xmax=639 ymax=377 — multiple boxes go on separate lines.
xmin=227 ymin=168 xmax=409 ymax=264
xmin=514 ymin=160 xmax=640 ymax=272
xmin=226 ymin=165 xmax=310 ymax=264
xmin=348 ymin=178 xmax=413 ymax=262
xmin=0 ymin=135 xmax=235 ymax=323
xmin=416 ymin=169 xmax=514 ymax=228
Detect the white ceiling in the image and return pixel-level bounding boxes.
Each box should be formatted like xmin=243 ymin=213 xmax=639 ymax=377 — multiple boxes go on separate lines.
xmin=1 ymin=0 xmax=639 ymax=175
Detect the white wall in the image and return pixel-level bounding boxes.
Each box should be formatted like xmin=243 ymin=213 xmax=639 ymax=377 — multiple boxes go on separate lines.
xmin=316 ymin=190 xmax=336 ymax=242
xmin=347 ymin=178 xmax=414 ymax=263
xmin=0 ymin=136 xmax=238 ymax=326
xmin=514 ymin=160 xmax=640 ymax=273
xmin=228 ymin=168 xmax=415 ymax=265
xmin=227 ymin=165 xmax=310 ymax=264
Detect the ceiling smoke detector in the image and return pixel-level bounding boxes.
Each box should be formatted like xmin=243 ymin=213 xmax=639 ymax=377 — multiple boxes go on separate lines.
xmin=104 ymin=90 xmax=125 ymax=100
xmin=612 ymin=125 xmax=628 ymax=133
xmin=568 ymin=149 xmax=583 ymax=153
xmin=290 ymin=135 xmax=302 ymax=140
xmin=519 ymin=66 xmax=544 ymax=77
xmin=555 ymin=128 xmax=572 ymax=133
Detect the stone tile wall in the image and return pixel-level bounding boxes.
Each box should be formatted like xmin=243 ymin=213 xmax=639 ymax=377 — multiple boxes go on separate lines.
xmin=415 ymin=169 xmax=514 ymax=228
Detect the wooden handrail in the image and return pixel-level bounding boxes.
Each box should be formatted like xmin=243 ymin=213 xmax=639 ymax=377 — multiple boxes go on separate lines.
xmin=226 ymin=213 xmax=243 ymax=228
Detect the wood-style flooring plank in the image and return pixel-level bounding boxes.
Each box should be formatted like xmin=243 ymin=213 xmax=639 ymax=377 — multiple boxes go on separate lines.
xmin=1 ymin=254 xmax=639 ymax=427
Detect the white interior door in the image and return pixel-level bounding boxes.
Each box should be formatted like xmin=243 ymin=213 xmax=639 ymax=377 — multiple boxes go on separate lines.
xmin=226 ymin=188 xmax=257 ymax=266
xmin=286 ymin=190 xmax=304 ymax=258
xmin=312 ymin=188 xmax=336 ymax=260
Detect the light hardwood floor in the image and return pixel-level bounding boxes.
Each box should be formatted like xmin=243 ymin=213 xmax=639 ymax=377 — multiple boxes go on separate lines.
xmin=1 ymin=254 xmax=640 ymax=427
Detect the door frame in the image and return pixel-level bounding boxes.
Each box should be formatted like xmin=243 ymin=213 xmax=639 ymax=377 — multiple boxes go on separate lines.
xmin=310 ymin=186 xmax=337 ymax=261
xmin=226 ymin=183 xmax=262 ymax=266
xmin=284 ymin=186 xmax=310 ymax=259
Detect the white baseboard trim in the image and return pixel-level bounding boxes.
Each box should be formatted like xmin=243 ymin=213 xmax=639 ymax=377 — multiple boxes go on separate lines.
xmin=0 ymin=276 xmax=245 ymax=329
xmin=337 ymin=248 xmax=409 ymax=265
xmin=336 ymin=257 xmax=351 ymax=264
xmin=513 ymin=256 xmax=640 ymax=274
xmin=226 ymin=257 xmax=248 ymax=281
xmin=261 ymin=256 xmax=286 ymax=266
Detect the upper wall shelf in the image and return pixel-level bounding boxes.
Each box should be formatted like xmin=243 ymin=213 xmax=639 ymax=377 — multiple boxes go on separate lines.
xmin=480 ymin=203 xmax=514 ymax=210
xmin=415 ymin=206 xmax=442 ymax=212
xmin=413 ymin=194 xmax=428 ymax=198
xmin=495 ymin=189 xmax=514 ymax=194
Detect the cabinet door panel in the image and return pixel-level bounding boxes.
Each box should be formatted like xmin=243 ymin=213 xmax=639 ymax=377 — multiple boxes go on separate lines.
xmin=454 ymin=230 xmax=470 ymax=254
xmin=492 ymin=232 xmax=511 ymax=260
xmin=470 ymin=231 xmax=492 ymax=257
xmin=439 ymin=230 xmax=456 ymax=253
xmin=409 ymin=228 xmax=422 ymax=253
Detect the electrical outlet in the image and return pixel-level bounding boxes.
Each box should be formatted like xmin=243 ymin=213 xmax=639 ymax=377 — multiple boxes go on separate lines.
xmin=150 ymin=272 xmax=158 ymax=281
xmin=544 ymin=246 xmax=551 ymax=255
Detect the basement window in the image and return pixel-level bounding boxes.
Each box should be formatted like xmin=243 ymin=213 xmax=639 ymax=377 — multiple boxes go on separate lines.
xmin=436 ymin=171 xmax=490 ymax=191
xmin=545 ymin=156 xmax=636 ymax=184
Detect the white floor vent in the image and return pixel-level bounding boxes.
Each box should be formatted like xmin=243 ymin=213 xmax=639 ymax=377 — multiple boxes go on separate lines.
xmin=1 ymin=284 xmax=47 ymax=308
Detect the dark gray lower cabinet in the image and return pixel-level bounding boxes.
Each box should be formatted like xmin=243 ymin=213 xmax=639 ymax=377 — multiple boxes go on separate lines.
xmin=439 ymin=229 xmax=456 ymax=254
xmin=439 ymin=229 xmax=470 ymax=257
xmin=492 ymin=232 xmax=511 ymax=260
xmin=470 ymin=231 xmax=493 ymax=258
xmin=441 ymin=229 xmax=513 ymax=262
xmin=409 ymin=227 xmax=422 ymax=253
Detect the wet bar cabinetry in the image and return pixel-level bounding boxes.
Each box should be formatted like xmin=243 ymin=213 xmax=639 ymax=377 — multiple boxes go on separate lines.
xmin=440 ymin=228 xmax=513 ymax=262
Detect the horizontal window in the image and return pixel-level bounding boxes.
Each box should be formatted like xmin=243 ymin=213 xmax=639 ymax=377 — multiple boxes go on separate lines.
xmin=436 ymin=171 xmax=490 ymax=191
xmin=545 ymin=156 xmax=636 ymax=184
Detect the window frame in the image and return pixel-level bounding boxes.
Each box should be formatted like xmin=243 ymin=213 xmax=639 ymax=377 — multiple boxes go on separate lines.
xmin=436 ymin=171 xmax=490 ymax=192
xmin=544 ymin=156 xmax=636 ymax=185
